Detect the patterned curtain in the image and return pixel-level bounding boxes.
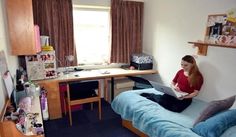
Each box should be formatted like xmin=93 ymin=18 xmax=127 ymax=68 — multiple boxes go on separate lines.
xmin=32 ymin=0 xmax=77 ymax=67
xmin=110 ymin=0 xmax=143 ymax=63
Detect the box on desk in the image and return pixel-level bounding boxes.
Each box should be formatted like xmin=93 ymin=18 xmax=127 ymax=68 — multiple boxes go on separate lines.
xmin=131 ymin=53 xmax=153 ymax=70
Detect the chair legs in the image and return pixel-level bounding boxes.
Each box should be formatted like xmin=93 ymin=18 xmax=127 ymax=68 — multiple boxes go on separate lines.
xmin=68 ymin=101 xmax=72 ymax=126
xmin=98 ymin=99 xmax=102 ymax=120
xmin=63 ymin=98 xmax=67 ymax=115
xmin=90 ymin=103 xmax=93 ymax=110
xmin=66 ymin=80 xmax=102 ymax=126
xmin=66 ymin=100 xmax=102 ymax=126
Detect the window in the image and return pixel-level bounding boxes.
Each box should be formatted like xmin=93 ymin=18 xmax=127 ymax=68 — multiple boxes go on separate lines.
xmin=73 ymin=6 xmax=111 ymax=65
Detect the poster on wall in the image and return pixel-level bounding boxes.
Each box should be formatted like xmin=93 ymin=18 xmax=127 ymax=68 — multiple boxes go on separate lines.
xmin=0 ymin=50 xmax=8 ymax=76
xmin=205 ymin=14 xmax=236 ymax=45
xmin=25 ymin=51 xmax=57 ymax=80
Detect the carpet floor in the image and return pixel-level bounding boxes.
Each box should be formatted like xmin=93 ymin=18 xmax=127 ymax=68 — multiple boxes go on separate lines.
xmin=43 ymin=100 xmax=138 ymax=137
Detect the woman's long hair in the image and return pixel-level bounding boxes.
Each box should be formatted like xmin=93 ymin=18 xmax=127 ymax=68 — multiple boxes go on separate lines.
xmin=182 ymin=55 xmax=202 ymax=87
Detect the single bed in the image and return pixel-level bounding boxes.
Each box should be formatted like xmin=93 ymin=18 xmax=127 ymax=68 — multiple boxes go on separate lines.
xmin=111 ymin=88 xmax=236 ymax=137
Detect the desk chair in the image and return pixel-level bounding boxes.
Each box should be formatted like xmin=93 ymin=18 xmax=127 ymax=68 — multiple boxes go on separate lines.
xmin=65 ymin=80 xmax=102 ymax=126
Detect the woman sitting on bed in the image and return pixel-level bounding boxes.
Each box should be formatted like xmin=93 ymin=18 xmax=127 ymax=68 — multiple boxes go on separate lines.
xmin=141 ymin=55 xmax=203 ymax=112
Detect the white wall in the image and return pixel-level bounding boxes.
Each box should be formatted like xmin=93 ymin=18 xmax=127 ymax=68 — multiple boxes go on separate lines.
xmin=143 ymin=0 xmax=236 ymax=106
xmin=0 ymin=1 xmax=18 ymax=111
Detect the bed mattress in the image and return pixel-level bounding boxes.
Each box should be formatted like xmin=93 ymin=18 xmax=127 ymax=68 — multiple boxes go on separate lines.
xmin=111 ymin=88 xmax=207 ymax=137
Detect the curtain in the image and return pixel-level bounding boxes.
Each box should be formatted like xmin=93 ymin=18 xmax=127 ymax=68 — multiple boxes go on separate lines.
xmin=32 ymin=0 xmax=77 ymax=67
xmin=110 ymin=0 xmax=143 ymax=63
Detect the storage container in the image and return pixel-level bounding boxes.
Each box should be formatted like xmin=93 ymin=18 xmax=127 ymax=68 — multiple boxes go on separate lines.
xmin=131 ymin=53 xmax=153 ymax=70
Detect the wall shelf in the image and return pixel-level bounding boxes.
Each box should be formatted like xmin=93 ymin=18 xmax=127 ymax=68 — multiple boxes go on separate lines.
xmin=188 ymin=41 xmax=236 ymax=56
xmin=188 ymin=14 xmax=236 ymax=56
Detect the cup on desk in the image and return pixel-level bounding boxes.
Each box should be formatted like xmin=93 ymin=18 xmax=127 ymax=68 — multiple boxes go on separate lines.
xmin=129 ymin=66 xmax=135 ymax=70
xmin=57 ymin=71 xmax=64 ymax=77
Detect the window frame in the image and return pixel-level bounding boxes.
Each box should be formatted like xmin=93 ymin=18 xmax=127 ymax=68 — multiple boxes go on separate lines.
xmin=73 ymin=5 xmax=111 ymax=66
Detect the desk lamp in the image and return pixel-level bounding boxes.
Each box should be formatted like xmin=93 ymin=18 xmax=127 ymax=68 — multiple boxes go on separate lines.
xmin=64 ymin=55 xmax=74 ymax=74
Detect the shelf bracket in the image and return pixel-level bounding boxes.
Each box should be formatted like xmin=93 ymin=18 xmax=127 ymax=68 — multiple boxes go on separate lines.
xmin=196 ymin=44 xmax=208 ymax=56
xmin=188 ymin=42 xmax=208 ymax=56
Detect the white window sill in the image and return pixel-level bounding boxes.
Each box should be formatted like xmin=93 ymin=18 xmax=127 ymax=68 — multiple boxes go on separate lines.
xmin=57 ymin=63 xmax=128 ymax=73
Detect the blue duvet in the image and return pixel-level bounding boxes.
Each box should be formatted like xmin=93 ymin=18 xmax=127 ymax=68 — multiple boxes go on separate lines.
xmin=111 ymin=88 xmax=207 ymax=137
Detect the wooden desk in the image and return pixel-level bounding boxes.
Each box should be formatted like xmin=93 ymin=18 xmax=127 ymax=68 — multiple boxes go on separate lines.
xmin=36 ymin=68 xmax=157 ymax=119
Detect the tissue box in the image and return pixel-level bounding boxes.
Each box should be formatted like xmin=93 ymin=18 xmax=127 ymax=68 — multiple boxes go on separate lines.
xmin=131 ymin=53 xmax=153 ymax=70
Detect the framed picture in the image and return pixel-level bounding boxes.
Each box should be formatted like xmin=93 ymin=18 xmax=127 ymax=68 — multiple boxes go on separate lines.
xmin=205 ymin=14 xmax=236 ymax=45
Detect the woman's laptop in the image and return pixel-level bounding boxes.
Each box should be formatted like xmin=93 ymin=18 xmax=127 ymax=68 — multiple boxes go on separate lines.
xmin=149 ymin=81 xmax=188 ymax=98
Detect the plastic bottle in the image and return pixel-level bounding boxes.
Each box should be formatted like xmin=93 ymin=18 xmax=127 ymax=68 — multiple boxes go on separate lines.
xmin=40 ymin=93 xmax=45 ymax=111
xmin=42 ymin=97 xmax=49 ymax=120
xmin=40 ymin=87 xmax=49 ymax=120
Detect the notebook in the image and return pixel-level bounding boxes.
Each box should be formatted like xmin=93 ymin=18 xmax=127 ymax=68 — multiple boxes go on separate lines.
xmin=149 ymin=81 xmax=188 ymax=98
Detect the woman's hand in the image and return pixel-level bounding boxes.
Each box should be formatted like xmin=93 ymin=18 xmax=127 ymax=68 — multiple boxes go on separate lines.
xmin=171 ymin=82 xmax=181 ymax=91
xmin=177 ymin=96 xmax=185 ymax=100
xmin=181 ymin=90 xmax=199 ymax=99
xmin=174 ymin=85 xmax=180 ymax=91
xmin=178 ymin=94 xmax=189 ymax=100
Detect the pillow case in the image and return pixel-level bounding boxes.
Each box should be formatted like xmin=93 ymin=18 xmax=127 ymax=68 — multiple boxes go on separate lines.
xmin=192 ymin=109 xmax=236 ymax=137
xmin=194 ymin=95 xmax=235 ymax=126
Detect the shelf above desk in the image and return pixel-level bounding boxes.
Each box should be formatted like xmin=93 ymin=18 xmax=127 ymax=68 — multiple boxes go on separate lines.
xmin=188 ymin=41 xmax=236 ymax=56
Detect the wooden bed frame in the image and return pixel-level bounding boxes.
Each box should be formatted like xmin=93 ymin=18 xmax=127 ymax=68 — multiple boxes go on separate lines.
xmin=122 ymin=119 xmax=148 ymax=137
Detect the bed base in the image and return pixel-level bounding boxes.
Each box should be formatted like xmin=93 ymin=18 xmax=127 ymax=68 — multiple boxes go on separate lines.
xmin=122 ymin=119 xmax=148 ymax=137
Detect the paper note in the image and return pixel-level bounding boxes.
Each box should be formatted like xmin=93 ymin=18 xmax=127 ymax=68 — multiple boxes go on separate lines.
xmin=227 ymin=8 xmax=236 ymax=22
xmin=0 ymin=51 xmax=8 ymax=77
xmin=3 ymin=71 xmax=14 ymax=98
